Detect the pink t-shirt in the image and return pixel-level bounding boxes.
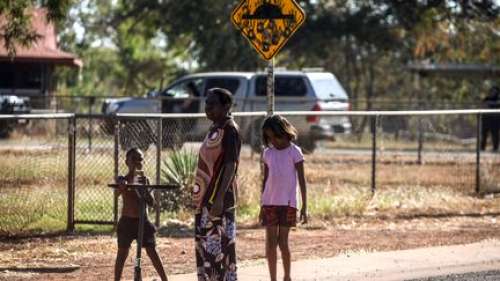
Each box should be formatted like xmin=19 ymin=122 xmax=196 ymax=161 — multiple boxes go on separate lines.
xmin=261 ymin=143 xmax=304 ymax=208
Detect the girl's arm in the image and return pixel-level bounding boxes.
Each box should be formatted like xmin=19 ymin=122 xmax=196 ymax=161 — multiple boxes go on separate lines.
xmin=296 ymin=161 xmax=307 ymax=223
xmin=259 ymin=163 xmax=269 ymax=223
xmin=262 ymin=163 xmax=269 ymax=195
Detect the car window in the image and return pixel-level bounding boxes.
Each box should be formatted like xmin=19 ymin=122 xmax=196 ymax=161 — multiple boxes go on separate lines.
xmin=204 ymin=78 xmax=240 ymax=95
xmin=164 ymin=78 xmax=203 ymax=97
xmin=255 ymin=76 xmax=307 ymax=97
xmin=309 ymin=77 xmax=348 ymax=100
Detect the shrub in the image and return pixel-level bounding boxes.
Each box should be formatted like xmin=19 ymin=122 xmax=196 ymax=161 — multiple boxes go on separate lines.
xmin=159 ymin=150 xmax=197 ymax=212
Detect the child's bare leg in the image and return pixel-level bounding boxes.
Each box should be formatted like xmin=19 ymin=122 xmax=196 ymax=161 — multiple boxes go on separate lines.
xmin=278 ymin=227 xmax=291 ymax=281
xmin=266 ymin=226 xmax=279 ymax=281
xmin=146 ymin=246 xmax=168 ymax=281
xmin=114 ymin=247 xmax=129 ymax=281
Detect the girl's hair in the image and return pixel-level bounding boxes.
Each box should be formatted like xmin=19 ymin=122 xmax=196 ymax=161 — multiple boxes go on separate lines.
xmin=206 ymin=88 xmax=233 ymax=109
xmin=262 ymin=115 xmax=297 ymax=147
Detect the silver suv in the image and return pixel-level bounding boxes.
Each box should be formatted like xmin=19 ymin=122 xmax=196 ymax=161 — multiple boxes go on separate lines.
xmin=102 ymin=70 xmax=351 ymax=153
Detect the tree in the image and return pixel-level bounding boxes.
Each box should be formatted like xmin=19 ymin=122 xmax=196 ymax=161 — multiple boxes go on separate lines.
xmin=57 ymin=0 xmax=498 ymax=100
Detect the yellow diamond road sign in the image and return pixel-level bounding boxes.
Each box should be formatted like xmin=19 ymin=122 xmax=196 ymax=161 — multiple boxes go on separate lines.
xmin=231 ymin=0 xmax=305 ymax=60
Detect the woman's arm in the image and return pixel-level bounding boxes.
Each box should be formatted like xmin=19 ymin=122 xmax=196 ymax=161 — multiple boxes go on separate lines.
xmin=209 ymin=162 xmax=236 ymax=218
xmin=296 ymin=161 xmax=307 ymax=223
xmin=208 ymin=125 xmax=241 ymax=218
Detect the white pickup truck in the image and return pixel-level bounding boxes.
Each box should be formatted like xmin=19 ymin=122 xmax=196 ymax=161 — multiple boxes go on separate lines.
xmin=102 ymin=70 xmax=351 ymax=153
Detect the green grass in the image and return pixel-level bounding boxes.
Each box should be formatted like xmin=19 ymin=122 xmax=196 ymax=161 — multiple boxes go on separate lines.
xmin=75 ymin=186 xmax=115 ymax=221
xmin=0 ymin=186 xmax=67 ymax=235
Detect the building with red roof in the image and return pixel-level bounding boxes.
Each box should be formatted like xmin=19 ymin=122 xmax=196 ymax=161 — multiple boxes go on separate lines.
xmin=0 ymin=8 xmax=81 ymax=107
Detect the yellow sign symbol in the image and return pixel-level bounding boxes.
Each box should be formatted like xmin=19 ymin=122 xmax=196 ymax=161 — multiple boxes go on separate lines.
xmin=231 ymin=0 xmax=305 ymax=60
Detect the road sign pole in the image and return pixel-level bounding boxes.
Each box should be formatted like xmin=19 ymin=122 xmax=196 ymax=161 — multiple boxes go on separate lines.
xmin=267 ymin=58 xmax=275 ymax=116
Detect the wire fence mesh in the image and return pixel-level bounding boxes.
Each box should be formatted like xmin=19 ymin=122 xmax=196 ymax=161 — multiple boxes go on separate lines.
xmin=1 ymin=111 xmax=499 ymax=237
xmin=0 ymin=117 xmax=69 ymax=236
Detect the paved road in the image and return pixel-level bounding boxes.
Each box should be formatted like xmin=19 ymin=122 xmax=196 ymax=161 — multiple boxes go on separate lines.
xmin=406 ymin=270 xmax=500 ymax=281
xmin=155 ymin=240 xmax=500 ymax=281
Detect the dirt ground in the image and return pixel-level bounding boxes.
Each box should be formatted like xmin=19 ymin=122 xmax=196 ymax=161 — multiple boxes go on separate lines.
xmin=1 ymin=215 xmax=500 ymax=281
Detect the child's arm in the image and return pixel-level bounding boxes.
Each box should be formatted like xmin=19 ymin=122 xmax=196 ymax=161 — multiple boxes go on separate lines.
xmin=259 ymin=163 xmax=269 ymax=223
xmin=296 ymin=161 xmax=307 ymax=224
xmin=143 ymin=177 xmax=156 ymax=208
xmin=116 ymin=176 xmax=127 ymax=196
xmin=261 ymin=163 xmax=269 ymax=195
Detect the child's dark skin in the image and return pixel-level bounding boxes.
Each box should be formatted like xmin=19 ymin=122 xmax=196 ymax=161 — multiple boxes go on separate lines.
xmin=114 ymin=150 xmax=168 ymax=281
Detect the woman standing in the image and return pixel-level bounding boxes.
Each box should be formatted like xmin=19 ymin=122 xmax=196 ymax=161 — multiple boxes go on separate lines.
xmin=193 ymin=88 xmax=241 ymax=281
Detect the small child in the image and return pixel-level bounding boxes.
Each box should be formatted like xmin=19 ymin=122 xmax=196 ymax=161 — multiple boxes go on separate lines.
xmin=259 ymin=115 xmax=308 ymax=281
xmin=114 ymin=147 xmax=168 ymax=281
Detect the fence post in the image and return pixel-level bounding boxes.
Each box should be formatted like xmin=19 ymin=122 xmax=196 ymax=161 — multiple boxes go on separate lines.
xmin=476 ymin=113 xmax=481 ymax=194
xmin=415 ymin=73 xmax=423 ymax=165
xmin=371 ymin=115 xmax=378 ymax=194
xmin=113 ymin=117 xmax=120 ymax=227
xmin=417 ymin=118 xmax=423 ymax=165
xmin=155 ymin=117 xmax=162 ymax=227
xmin=87 ymin=97 xmax=95 ymax=152
xmin=67 ymin=116 xmax=76 ymax=233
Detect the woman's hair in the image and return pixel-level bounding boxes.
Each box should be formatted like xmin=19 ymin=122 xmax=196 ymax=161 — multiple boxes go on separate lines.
xmin=262 ymin=115 xmax=298 ymax=147
xmin=206 ymin=88 xmax=233 ymax=109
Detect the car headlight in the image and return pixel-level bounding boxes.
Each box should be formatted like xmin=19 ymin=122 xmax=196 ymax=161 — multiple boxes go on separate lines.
xmin=107 ymin=102 xmax=122 ymax=113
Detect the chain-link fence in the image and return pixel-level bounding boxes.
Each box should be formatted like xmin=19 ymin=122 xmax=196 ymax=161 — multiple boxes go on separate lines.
xmin=0 ymin=114 xmax=72 ymax=236
xmin=1 ymin=110 xmax=500 ymax=237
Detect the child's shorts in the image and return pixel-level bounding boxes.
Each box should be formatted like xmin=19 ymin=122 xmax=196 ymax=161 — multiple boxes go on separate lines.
xmin=117 ymin=216 xmax=156 ymax=248
xmin=262 ymin=206 xmax=297 ymax=227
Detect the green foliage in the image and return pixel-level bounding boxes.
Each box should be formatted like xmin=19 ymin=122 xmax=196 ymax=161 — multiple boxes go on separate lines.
xmin=4 ymin=0 xmax=498 ymax=106
xmin=159 ymin=150 xmax=198 ymax=212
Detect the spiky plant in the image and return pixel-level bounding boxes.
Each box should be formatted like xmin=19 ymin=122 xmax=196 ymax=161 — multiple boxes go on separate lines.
xmin=160 ymin=150 xmax=197 ymax=212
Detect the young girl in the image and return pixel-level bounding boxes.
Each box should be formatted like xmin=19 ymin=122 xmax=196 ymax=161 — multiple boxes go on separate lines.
xmin=260 ymin=115 xmax=308 ymax=281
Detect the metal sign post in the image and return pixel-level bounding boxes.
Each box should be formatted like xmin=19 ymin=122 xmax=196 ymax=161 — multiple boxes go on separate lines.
xmin=267 ymin=58 xmax=275 ymax=116
xmin=134 ymin=187 xmax=146 ymax=281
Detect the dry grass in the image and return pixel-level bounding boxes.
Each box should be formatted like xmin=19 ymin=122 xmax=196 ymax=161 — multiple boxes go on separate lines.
xmin=1 ymin=144 xmax=500 ymax=236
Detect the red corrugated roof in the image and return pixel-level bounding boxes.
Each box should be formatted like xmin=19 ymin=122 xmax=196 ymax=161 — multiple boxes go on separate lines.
xmin=0 ymin=8 xmax=82 ymax=67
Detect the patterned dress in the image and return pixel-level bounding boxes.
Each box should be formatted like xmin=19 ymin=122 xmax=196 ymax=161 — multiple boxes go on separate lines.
xmin=194 ymin=117 xmax=241 ymax=281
